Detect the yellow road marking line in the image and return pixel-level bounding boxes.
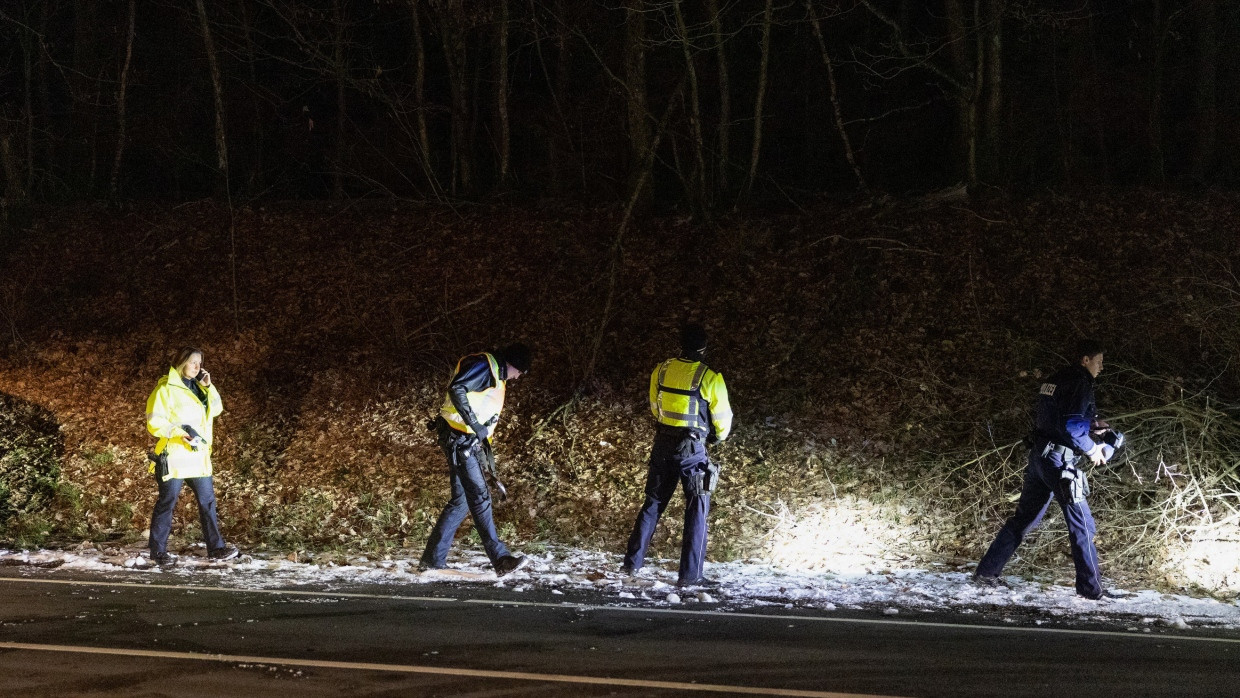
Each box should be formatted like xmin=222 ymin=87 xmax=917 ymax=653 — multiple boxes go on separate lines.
xmin=0 ymin=641 xmax=894 ymax=697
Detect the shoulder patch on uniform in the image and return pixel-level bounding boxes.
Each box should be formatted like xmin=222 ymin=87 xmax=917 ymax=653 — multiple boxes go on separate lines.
xmin=1039 ymin=383 xmax=1057 ymax=396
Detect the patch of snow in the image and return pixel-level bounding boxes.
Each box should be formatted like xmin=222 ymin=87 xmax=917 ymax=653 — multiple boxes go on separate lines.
xmin=1 ymin=545 xmax=1238 ymax=630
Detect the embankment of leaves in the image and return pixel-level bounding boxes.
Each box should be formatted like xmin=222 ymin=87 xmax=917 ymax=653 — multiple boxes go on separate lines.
xmin=0 ymin=191 xmax=1239 ymax=594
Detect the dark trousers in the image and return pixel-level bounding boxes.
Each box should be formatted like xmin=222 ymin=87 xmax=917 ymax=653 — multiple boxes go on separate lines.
xmin=623 ymin=430 xmax=712 ymax=584
xmin=421 ymin=429 xmax=510 ymax=568
xmin=149 ymin=475 xmax=225 ymax=557
xmin=976 ymin=449 xmax=1103 ymax=598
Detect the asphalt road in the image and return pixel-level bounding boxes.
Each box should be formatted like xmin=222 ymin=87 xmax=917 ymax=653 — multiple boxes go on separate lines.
xmin=0 ymin=568 xmax=1237 ymax=697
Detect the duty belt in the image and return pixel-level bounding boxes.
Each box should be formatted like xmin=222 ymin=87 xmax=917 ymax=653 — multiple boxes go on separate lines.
xmin=657 ymin=424 xmax=704 ymax=440
xmin=1040 ymin=441 xmax=1074 ymax=459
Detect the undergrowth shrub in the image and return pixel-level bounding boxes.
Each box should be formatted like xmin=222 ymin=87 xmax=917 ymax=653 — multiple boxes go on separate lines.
xmin=0 ymin=393 xmax=62 ymax=532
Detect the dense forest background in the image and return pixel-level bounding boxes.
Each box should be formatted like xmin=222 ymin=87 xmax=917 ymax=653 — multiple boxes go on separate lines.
xmin=0 ymin=0 xmax=1237 ymax=219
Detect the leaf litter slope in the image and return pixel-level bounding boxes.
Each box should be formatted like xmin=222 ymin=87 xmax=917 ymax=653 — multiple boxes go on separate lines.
xmin=0 ymin=192 xmax=1239 ymax=598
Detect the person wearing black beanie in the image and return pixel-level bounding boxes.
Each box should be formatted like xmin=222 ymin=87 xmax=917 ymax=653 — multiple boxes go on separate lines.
xmin=622 ymin=323 xmax=733 ymax=587
xmin=421 ymin=343 xmax=533 ymax=577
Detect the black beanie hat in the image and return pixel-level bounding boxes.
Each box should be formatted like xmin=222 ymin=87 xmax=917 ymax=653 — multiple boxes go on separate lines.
xmin=680 ymin=324 xmax=708 ymax=356
xmin=498 ymin=343 xmax=533 ymax=373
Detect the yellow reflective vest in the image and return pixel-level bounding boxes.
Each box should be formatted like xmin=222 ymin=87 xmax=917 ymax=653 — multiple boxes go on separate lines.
xmin=145 ymin=366 xmax=224 ymax=481
xmin=649 ymin=358 xmax=733 ymax=440
xmin=440 ymin=353 xmax=506 ymax=437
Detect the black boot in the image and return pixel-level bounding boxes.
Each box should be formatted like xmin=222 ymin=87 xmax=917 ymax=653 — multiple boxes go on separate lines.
xmin=494 ymin=554 xmax=527 ymax=577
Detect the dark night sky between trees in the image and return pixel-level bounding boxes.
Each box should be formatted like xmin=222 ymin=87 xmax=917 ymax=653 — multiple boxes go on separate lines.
xmin=0 ymin=0 xmax=1236 ymax=212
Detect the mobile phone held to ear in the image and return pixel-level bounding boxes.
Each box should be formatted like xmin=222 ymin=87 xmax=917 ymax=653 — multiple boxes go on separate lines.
xmin=195 ymin=369 xmax=208 ymax=383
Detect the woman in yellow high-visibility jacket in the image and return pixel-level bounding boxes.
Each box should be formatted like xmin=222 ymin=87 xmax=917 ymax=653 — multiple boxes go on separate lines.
xmin=144 ymin=347 xmax=238 ymax=567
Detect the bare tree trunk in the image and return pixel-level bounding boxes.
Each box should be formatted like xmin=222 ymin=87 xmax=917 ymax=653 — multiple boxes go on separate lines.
xmin=194 ymin=0 xmax=239 ymax=331
xmin=331 ymin=0 xmax=346 ymax=199
xmin=469 ymin=44 xmax=483 ymax=190
xmin=672 ymin=0 xmax=707 ymax=215
xmin=195 ymin=0 xmax=229 ymax=191
xmin=72 ymin=0 xmax=100 ymax=194
xmin=1087 ymin=13 xmax=1110 ymax=183
xmin=20 ymin=7 xmax=35 ymax=196
xmin=554 ymin=0 xmax=582 ymax=193
xmin=36 ymin=0 xmax=53 ymax=196
xmin=496 ymin=0 xmax=511 ymax=185
xmin=1 ymin=135 xmax=25 ymax=207
xmin=1147 ymin=0 xmax=1166 ymax=184
xmin=108 ymin=0 xmax=135 ymax=198
xmin=1048 ymin=30 xmax=1071 ymax=183
xmin=239 ymin=0 xmax=264 ymax=192
xmin=1189 ymin=0 xmax=1218 ymax=184
xmin=410 ymin=0 xmax=432 ymax=175
xmin=706 ymin=0 xmax=729 ymax=191
xmin=623 ymin=0 xmax=651 ymax=210
xmin=742 ymin=0 xmax=774 ymax=201
xmin=806 ymin=0 xmax=865 ymax=191
xmin=437 ymin=3 xmax=472 ymax=195
xmin=944 ymin=0 xmax=977 ymax=186
xmin=527 ymin=0 xmax=573 ymax=195
xmin=968 ymin=0 xmax=984 ymax=187
xmin=982 ymin=0 xmax=1003 ymax=180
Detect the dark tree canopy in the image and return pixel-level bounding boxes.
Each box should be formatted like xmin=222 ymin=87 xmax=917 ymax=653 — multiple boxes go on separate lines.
xmin=0 ymin=0 xmax=1236 ymax=213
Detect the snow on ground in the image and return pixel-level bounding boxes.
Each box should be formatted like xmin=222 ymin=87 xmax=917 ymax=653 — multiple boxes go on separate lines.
xmin=2 ymin=544 xmax=1238 ymax=631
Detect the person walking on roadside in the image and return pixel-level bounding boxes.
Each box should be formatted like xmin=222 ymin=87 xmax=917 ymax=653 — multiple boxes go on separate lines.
xmin=974 ymin=339 xmax=1111 ymax=599
xmin=420 ymin=344 xmax=532 ymax=577
xmin=145 ymin=347 xmax=239 ymax=568
xmin=622 ymin=324 xmax=733 ymax=587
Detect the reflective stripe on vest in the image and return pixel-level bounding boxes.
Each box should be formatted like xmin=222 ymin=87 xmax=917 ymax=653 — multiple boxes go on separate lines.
xmin=441 ymin=353 xmax=506 ymax=434
xmin=655 ymin=360 xmax=709 ymax=430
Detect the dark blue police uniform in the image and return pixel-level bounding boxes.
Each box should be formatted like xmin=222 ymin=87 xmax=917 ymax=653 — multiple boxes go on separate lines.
xmin=623 ymin=357 xmax=732 ymax=585
xmin=976 ymin=364 xmax=1104 ymax=599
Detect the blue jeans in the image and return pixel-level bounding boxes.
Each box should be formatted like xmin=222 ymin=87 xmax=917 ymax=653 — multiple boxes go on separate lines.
xmin=149 ymin=475 xmax=226 ymax=557
xmin=623 ymin=429 xmax=712 ymax=584
xmin=421 ymin=429 xmax=511 ymax=568
xmin=976 ymin=448 xmax=1102 ymax=598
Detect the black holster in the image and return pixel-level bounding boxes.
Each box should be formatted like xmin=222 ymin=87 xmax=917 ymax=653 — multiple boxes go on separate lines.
xmin=686 ymin=461 xmax=719 ymax=497
xmin=702 ymin=461 xmax=720 ymax=493
xmin=147 ymin=451 xmax=169 ymax=482
xmin=687 ymin=468 xmax=707 ymax=497
xmin=1059 ymin=466 xmax=1090 ymax=504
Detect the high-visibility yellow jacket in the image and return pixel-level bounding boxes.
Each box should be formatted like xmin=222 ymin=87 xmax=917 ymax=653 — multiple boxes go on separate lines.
xmin=650 ymin=358 xmax=732 ymax=441
xmin=440 ymin=352 xmax=506 ymax=438
xmin=146 ymin=366 xmax=224 ymax=481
